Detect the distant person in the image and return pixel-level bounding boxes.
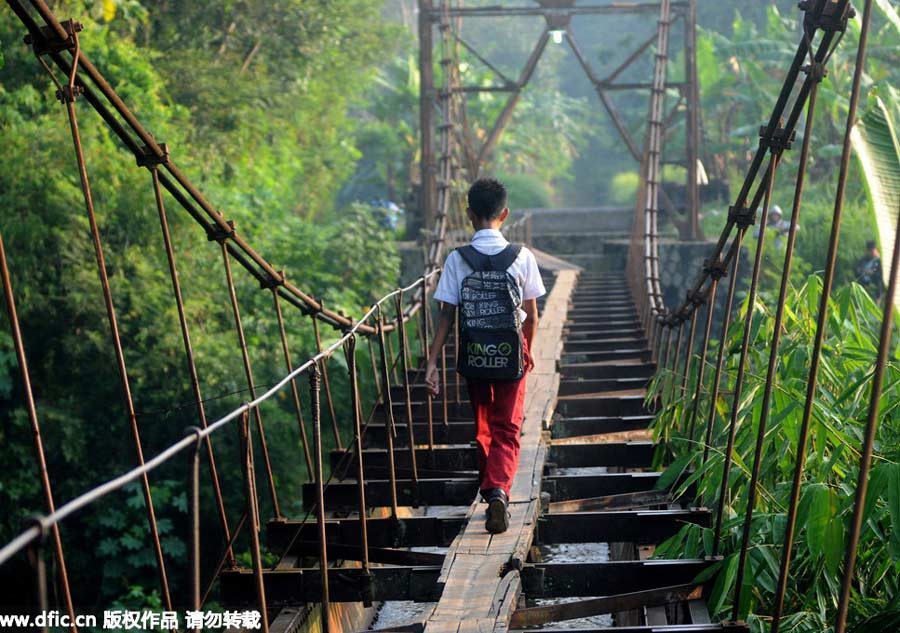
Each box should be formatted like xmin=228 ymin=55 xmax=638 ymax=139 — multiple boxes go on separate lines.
xmin=424 ymin=177 xmax=546 ymax=534
xmin=369 ymin=199 xmax=403 ymax=230
xmin=855 ymin=240 xmax=884 ymax=300
xmin=754 ymin=205 xmax=794 ymax=249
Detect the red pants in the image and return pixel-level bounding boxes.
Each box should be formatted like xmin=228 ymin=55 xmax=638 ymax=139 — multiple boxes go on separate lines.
xmin=466 ymin=340 xmax=531 ymax=498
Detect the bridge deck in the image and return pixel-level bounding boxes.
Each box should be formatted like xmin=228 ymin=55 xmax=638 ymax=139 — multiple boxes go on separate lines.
xmin=422 ymin=269 xmax=577 ymax=631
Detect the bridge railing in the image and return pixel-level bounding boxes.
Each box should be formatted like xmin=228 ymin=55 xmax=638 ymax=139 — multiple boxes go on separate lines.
xmin=0 ymin=0 xmax=469 ymax=628
xmin=627 ymin=0 xmax=892 ymax=630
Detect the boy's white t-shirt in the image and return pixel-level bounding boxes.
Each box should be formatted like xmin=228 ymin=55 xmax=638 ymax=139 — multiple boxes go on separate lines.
xmin=433 ymin=229 xmax=546 ymax=323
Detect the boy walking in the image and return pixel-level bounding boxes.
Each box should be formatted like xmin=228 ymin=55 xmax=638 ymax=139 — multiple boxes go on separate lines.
xmin=425 ymin=178 xmax=546 ymax=533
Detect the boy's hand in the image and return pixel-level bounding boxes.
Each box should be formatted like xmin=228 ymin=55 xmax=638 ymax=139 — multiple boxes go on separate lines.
xmin=425 ymin=363 xmax=440 ymax=397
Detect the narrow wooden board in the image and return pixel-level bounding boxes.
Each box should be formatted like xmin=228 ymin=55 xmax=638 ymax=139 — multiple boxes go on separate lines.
xmin=424 ymin=270 xmax=578 ymax=632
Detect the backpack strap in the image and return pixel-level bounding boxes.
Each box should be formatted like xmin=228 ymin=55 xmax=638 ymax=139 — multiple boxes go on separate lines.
xmin=490 ymin=244 xmax=522 ymax=271
xmin=457 ymin=243 xmax=522 ymax=272
xmin=456 ymin=245 xmax=491 ymax=271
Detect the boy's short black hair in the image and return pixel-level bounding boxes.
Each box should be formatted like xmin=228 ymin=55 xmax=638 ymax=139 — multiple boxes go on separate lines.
xmin=866 ymin=240 xmax=877 ymax=250
xmin=467 ymin=177 xmax=508 ymax=220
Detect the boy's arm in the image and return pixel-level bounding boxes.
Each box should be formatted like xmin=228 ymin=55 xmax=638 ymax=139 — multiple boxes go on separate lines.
xmin=425 ymin=303 xmax=456 ymax=396
xmin=523 ymin=299 xmax=539 ymax=362
xmin=523 ymin=299 xmax=539 ymax=347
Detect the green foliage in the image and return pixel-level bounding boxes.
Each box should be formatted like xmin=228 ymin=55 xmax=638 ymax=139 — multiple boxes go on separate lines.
xmin=498 ymin=172 xmax=553 ymax=209
xmin=852 ymin=89 xmax=900 ymax=312
xmin=650 ymin=277 xmax=900 ymax=630
xmin=609 ymin=171 xmax=640 ymax=205
xmin=0 ymin=0 xmax=400 ymax=608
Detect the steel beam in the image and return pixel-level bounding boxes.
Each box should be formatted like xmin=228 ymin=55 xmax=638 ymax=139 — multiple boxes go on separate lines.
xmin=430 ymin=2 xmax=688 ymax=19
xmin=551 ymin=415 xmax=654 ymax=438
xmin=547 ymin=441 xmax=655 ymax=468
xmin=302 ymin=477 xmax=477 ymax=510
xmin=538 ymin=509 xmax=711 ymax=544
xmin=220 ymin=566 xmax=442 ymax=605
xmin=521 ymin=560 xmax=714 ymax=598
xmin=267 ymin=515 xmax=467 ymax=551
xmin=542 ymin=472 xmax=665 ymax=501
xmin=555 ymin=395 xmax=653 ymax=418
xmin=509 ymin=583 xmax=702 ymax=627
xmin=417 ymin=0 xmax=436 ymax=237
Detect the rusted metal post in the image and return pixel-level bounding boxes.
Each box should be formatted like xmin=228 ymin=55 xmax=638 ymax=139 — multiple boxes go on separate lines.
xmin=660 ymin=323 xmax=672 ymax=375
xmin=652 ymin=316 xmax=663 ymax=366
xmin=395 ymin=291 xmax=420 ymax=499
xmin=453 ymin=312 xmax=461 ymax=403
xmin=418 ymin=0 xmax=437 ymax=237
xmin=309 ymin=367 xmax=331 ymax=631
xmin=221 ymin=243 xmax=282 ymax=519
xmin=152 ymin=166 xmax=234 ymax=565
xmin=684 ymin=0 xmax=700 ymax=239
xmin=345 ymin=334 xmax=373 ymax=604
xmin=240 ymin=410 xmax=269 ymax=633
xmin=715 ymin=154 xmax=781 ymax=564
xmin=668 ymin=320 xmax=684 ymax=400
xmin=25 ymin=518 xmax=49 ymax=633
xmin=686 ymin=275 xmax=719 ymax=443
xmin=779 ymin=2 xmax=876 ymax=627
xmin=421 ymin=279 xmax=436 ymax=450
xmin=698 ymin=238 xmax=741 ymax=468
xmin=311 ymin=312 xmax=343 ymax=451
xmin=58 ymin=41 xmax=172 ymax=609
xmin=681 ymin=307 xmax=700 ymax=399
xmin=185 ymin=427 xmax=202 ymax=612
xmin=441 ymin=339 xmax=450 ymax=428
xmin=0 ymin=232 xmax=77 ymax=630
xmin=834 ymin=206 xmax=900 ymax=633
xmin=271 ymin=290 xmax=314 ymax=479
xmin=368 ymin=336 xmax=383 ymax=403
xmin=375 ymin=307 xmax=401 ymax=517
xmin=385 ymin=320 xmax=400 ymax=385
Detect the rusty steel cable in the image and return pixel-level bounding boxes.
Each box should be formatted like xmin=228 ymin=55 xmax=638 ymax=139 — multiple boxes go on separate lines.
xmin=730 ymin=149 xmax=784 ymax=618
xmin=185 ymin=427 xmax=202 ymax=612
xmin=344 ymin=335 xmax=371 ymax=583
xmin=152 ymin=166 xmax=235 ymax=566
xmin=834 ymin=192 xmax=900 ymax=633
xmin=311 ymin=312 xmax=344 ymax=451
xmin=680 ymin=307 xmax=700 ymax=399
xmin=56 ymin=31 xmax=173 ymax=609
xmin=308 ymin=366 xmax=330 ymax=633
xmin=421 ymin=276 xmax=436 ymax=451
xmin=686 ymin=275 xmax=718 ymax=443
xmin=239 ymin=410 xmax=269 ymax=633
xmin=271 ymin=289 xmax=315 ymax=479
xmin=753 ymin=59 xmax=823 ymax=633
xmin=376 ymin=306 xmax=402 ymax=518
xmin=701 ymin=235 xmax=743 ymax=469
xmin=0 ymin=233 xmax=77 ymax=632
xmin=669 ymin=321 xmax=685 ymax=398
xmin=395 ymin=291 xmax=421 ymax=499
xmin=221 ymin=243 xmax=282 ymax=519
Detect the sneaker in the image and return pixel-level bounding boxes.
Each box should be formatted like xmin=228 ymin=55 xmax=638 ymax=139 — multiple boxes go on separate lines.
xmin=485 ymin=489 xmax=510 ymax=534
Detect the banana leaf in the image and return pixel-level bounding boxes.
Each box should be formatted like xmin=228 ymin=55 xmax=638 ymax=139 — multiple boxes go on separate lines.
xmin=850 ymin=95 xmax=900 ymax=316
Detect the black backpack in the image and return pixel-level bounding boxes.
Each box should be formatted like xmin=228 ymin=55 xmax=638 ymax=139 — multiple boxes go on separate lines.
xmin=455 ymin=244 xmax=524 ymax=381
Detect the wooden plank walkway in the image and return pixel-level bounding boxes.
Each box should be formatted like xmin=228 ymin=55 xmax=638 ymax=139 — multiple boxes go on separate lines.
xmin=423 ymin=269 xmax=579 ymax=633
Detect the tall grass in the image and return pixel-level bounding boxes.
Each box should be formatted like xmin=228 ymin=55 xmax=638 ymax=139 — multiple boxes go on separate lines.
xmin=650 ymin=276 xmax=900 ymax=632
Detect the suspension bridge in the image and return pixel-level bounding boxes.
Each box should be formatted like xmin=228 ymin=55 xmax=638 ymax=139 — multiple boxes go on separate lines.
xmin=0 ymin=0 xmax=894 ymax=632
